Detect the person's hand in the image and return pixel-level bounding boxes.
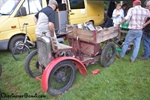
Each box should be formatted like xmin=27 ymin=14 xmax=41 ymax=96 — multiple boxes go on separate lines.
xmin=117 ymin=14 xmax=120 ymax=16
xmin=118 ymin=22 xmax=122 ymax=25
xmin=50 ymin=37 xmax=58 ymax=51
xmin=121 ymin=16 xmax=124 ymax=19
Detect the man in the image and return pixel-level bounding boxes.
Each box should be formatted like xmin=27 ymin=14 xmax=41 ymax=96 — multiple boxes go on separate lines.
xmin=34 ymin=0 xmax=58 ymax=37
xmin=139 ymin=1 xmax=150 ymax=60
xmin=117 ymin=0 xmax=150 ymax=63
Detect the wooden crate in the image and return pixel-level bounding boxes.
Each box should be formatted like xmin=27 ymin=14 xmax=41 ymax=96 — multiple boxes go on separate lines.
xmin=67 ymin=26 xmax=119 ymax=44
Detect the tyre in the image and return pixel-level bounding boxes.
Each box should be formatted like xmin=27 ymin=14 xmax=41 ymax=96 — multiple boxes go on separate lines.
xmin=47 ymin=60 xmax=76 ymax=96
xmin=89 ymin=20 xmax=94 ymax=25
xmin=100 ymin=42 xmax=116 ymax=67
xmin=12 ymin=44 xmax=30 ymax=61
xmin=9 ymin=35 xmax=25 ymax=51
xmin=25 ymin=49 xmax=42 ymax=78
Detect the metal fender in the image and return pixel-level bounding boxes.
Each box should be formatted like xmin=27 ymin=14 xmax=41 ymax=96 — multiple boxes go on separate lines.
xmin=41 ymin=57 xmax=88 ymax=92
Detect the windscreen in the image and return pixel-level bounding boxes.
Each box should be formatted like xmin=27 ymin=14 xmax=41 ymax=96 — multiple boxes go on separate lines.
xmin=0 ymin=0 xmax=20 ymax=15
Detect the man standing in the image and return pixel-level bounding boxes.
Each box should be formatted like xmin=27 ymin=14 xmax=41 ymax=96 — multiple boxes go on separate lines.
xmin=34 ymin=0 xmax=58 ymax=37
xmin=139 ymin=1 xmax=150 ymax=60
xmin=117 ymin=0 xmax=150 ymax=63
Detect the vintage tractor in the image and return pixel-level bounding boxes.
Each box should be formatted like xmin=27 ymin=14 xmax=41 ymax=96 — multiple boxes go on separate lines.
xmin=24 ymin=24 xmax=119 ymax=96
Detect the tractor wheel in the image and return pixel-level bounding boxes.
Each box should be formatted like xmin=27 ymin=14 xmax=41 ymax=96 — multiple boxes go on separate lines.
xmin=25 ymin=49 xmax=42 ymax=78
xmin=89 ymin=20 xmax=94 ymax=25
xmin=100 ymin=42 xmax=116 ymax=67
xmin=47 ymin=60 xmax=76 ymax=96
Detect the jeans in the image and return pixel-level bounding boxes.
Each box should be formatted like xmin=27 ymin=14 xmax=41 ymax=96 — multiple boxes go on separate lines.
xmin=142 ymin=33 xmax=150 ymax=58
xmin=120 ymin=30 xmax=142 ymax=61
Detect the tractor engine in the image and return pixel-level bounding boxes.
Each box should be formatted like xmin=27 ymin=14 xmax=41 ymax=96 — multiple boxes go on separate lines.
xmin=36 ymin=33 xmax=53 ymax=68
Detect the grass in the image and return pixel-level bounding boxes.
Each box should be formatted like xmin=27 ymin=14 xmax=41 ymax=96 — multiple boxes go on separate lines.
xmin=0 ymin=44 xmax=150 ymax=100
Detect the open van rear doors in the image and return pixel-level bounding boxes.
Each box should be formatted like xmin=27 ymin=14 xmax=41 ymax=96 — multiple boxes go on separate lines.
xmin=67 ymin=0 xmax=87 ymax=24
xmin=67 ymin=0 xmax=104 ymax=25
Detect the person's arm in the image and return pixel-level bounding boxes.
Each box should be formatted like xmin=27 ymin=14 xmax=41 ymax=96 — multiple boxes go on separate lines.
xmin=48 ymin=11 xmax=55 ymax=37
xmin=112 ymin=9 xmax=119 ymax=18
xmin=119 ymin=19 xmax=126 ymax=24
xmin=34 ymin=16 xmax=38 ymax=24
xmin=34 ymin=13 xmax=39 ymax=24
xmin=143 ymin=20 xmax=150 ymax=28
xmin=49 ymin=22 xmax=55 ymax=37
xmin=143 ymin=11 xmax=150 ymax=28
xmin=119 ymin=8 xmax=131 ymax=24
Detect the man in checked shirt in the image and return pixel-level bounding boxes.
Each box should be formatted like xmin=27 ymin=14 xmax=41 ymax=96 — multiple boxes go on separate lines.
xmin=116 ymin=0 xmax=150 ymax=63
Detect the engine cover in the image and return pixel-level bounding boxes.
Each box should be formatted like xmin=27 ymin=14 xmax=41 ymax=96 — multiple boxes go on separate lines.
xmin=36 ymin=35 xmax=52 ymax=67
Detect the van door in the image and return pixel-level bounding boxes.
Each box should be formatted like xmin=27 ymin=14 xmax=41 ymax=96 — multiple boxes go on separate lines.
xmin=67 ymin=0 xmax=86 ymax=24
xmin=17 ymin=0 xmax=42 ymax=42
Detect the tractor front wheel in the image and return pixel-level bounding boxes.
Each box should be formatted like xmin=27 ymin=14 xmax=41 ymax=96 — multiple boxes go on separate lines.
xmin=47 ymin=60 xmax=76 ymax=96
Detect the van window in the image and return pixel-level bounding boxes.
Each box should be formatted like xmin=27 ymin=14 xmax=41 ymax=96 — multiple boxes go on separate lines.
xmin=69 ymin=0 xmax=85 ymax=9
xmin=22 ymin=0 xmax=42 ymax=14
xmin=0 ymin=0 xmax=20 ymax=15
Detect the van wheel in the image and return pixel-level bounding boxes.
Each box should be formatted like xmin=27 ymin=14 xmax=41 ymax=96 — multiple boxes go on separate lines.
xmin=89 ymin=20 xmax=94 ymax=25
xmin=9 ymin=35 xmax=25 ymax=51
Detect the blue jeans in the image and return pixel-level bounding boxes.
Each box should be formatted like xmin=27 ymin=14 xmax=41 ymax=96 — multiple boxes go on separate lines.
xmin=142 ymin=33 xmax=150 ymax=58
xmin=120 ymin=30 xmax=142 ymax=61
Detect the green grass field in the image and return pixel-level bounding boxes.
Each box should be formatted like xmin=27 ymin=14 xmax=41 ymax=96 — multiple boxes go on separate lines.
xmin=0 ymin=45 xmax=150 ymax=100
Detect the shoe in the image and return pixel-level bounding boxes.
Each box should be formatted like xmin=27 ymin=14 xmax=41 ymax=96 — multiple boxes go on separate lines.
xmin=138 ymin=55 xmax=144 ymax=59
xmin=116 ymin=53 xmax=122 ymax=59
xmin=138 ymin=56 xmax=149 ymax=60
xmin=140 ymin=54 xmax=144 ymax=56
xmin=130 ymin=59 xmax=134 ymax=63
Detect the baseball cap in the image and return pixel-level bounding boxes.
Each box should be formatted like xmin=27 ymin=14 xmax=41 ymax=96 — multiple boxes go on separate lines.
xmin=49 ymin=0 xmax=58 ymax=7
xmin=133 ymin=0 xmax=141 ymax=5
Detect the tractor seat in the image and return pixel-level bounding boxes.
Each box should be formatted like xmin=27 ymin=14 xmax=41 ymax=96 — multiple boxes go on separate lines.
xmin=51 ymin=37 xmax=72 ymax=52
xmin=57 ymin=43 xmax=72 ymax=50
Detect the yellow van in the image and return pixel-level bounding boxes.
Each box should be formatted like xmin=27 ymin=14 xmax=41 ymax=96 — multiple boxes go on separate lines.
xmin=67 ymin=0 xmax=104 ymax=25
xmin=0 ymin=0 xmax=104 ymax=51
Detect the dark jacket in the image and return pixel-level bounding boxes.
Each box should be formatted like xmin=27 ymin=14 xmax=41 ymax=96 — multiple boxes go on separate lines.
xmin=143 ymin=17 xmax=150 ymax=32
xmin=107 ymin=1 xmax=116 ymax=18
xmin=143 ymin=17 xmax=150 ymax=37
